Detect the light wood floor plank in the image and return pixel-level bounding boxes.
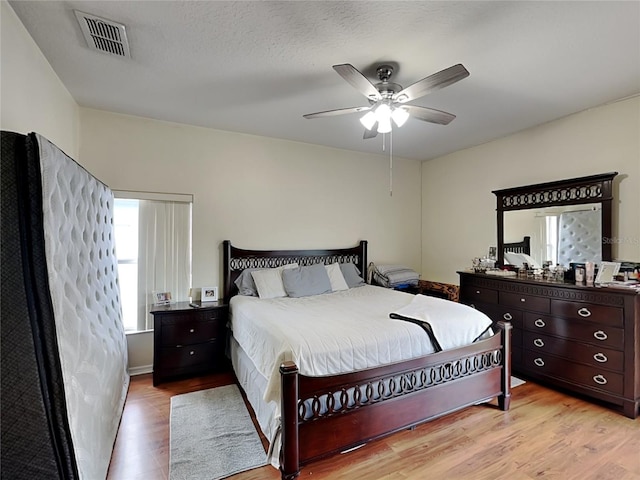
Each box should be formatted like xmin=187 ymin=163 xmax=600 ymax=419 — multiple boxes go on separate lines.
xmin=107 ymin=374 xmax=639 ymax=480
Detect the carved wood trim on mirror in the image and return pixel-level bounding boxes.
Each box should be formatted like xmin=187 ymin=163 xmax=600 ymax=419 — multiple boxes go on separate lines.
xmin=493 ymin=172 xmax=618 ymax=268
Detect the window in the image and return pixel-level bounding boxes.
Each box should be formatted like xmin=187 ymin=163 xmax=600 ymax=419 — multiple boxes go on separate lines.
xmin=113 ymin=191 xmax=193 ymax=332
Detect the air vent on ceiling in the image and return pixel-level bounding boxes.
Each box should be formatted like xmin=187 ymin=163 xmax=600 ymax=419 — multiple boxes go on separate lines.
xmin=74 ymin=10 xmax=131 ymax=58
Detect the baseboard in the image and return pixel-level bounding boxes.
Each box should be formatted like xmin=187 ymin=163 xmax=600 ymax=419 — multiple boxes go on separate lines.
xmin=128 ymin=365 xmax=153 ymax=376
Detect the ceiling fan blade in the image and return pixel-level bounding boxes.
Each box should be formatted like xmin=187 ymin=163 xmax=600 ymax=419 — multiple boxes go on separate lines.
xmin=333 ymin=64 xmax=382 ymax=101
xmin=404 ymin=105 xmax=456 ymax=125
xmin=363 ymin=123 xmax=378 ymax=139
xmin=303 ymin=106 xmax=370 ymax=119
xmin=393 ymin=64 xmax=469 ymax=103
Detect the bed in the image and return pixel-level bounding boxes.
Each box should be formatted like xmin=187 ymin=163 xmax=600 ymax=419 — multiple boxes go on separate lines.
xmin=1 ymin=131 xmax=129 ymax=479
xmin=504 ymin=236 xmax=531 ymax=255
xmin=223 ymin=240 xmax=512 ymax=480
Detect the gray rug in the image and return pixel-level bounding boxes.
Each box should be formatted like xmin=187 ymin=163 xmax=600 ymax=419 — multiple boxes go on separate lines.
xmin=169 ymin=384 xmax=268 ymax=480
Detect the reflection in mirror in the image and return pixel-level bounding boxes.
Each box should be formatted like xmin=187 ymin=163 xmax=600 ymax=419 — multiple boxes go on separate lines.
xmin=504 ymin=203 xmax=602 ymax=268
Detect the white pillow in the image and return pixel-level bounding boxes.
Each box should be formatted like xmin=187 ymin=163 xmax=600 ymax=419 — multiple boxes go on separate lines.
xmin=251 ymin=263 xmax=298 ymax=299
xmin=325 ymin=263 xmax=349 ymax=291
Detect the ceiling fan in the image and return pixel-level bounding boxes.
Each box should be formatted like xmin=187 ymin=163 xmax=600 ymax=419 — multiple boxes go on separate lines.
xmin=303 ymin=63 xmax=469 ymax=138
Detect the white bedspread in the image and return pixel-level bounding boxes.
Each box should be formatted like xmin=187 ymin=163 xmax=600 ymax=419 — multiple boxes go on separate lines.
xmin=390 ymin=294 xmax=493 ymax=351
xmin=231 ymin=285 xmax=473 ymax=405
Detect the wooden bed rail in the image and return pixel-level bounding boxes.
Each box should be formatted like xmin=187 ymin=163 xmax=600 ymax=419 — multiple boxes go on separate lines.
xmin=280 ymin=321 xmax=512 ymax=480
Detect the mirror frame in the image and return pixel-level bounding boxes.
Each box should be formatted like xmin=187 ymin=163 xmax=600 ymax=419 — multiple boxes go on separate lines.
xmin=493 ymin=172 xmax=618 ymax=268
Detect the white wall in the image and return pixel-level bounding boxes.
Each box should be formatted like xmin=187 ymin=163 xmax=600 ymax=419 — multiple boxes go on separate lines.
xmin=79 ymin=108 xmax=423 ymax=370
xmin=422 ymin=96 xmax=640 ymax=284
xmin=0 ymin=1 xmax=79 ymax=157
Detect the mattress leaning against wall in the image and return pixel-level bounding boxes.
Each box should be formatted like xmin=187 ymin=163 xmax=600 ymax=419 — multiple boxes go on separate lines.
xmin=1 ymin=131 xmax=130 ymax=479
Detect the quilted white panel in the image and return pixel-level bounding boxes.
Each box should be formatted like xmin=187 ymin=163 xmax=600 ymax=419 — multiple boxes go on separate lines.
xmin=558 ymin=210 xmax=602 ymax=265
xmin=36 ymin=134 xmax=129 ymax=480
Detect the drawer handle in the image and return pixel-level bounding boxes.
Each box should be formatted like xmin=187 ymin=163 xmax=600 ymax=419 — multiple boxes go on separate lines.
xmin=593 ymin=330 xmax=608 ymax=341
xmin=534 ymin=358 xmax=545 ymax=367
xmin=593 ymin=353 xmax=608 ymax=363
xmin=578 ymin=307 xmax=592 ymax=318
xmin=189 ymin=328 xmax=195 ymax=333
xmin=476 ymin=290 xmax=481 ymax=294
xmin=503 ymin=313 xmax=513 ymax=321
xmin=593 ymin=374 xmax=607 ymax=385
xmin=190 ymin=350 xmax=195 ymax=355
xmin=534 ymin=318 xmax=546 ymax=328
xmin=520 ymin=298 xmax=526 ymax=303
xmin=533 ymin=338 xmax=544 ymax=347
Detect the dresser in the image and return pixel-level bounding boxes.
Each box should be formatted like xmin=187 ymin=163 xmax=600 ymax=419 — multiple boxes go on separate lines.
xmin=150 ymin=301 xmax=229 ymax=386
xmin=459 ymin=272 xmax=639 ymax=418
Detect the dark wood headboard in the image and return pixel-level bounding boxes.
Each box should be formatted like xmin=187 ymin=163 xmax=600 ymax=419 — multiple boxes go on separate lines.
xmin=222 ymin=240 xmax=368 ymax=300
xmin=504 ymin=236 xmax=531 ymax=255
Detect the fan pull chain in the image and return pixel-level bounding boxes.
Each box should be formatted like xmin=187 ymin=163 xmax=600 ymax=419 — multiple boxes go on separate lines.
xmin=389 ymin=129 xmax=393 ymax=197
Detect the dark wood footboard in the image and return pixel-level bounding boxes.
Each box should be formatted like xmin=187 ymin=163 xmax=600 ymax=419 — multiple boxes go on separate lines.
xmin=280 ymin=321 xmax=512 ymax=479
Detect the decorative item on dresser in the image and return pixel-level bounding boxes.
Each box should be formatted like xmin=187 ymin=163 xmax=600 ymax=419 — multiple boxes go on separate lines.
xmin=459 ymin=272 xmax=639 ymax=418
xmin=151 ymin=301 xmax=229 ymax=386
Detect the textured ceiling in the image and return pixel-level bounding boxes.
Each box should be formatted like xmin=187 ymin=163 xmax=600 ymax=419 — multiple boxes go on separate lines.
xmin=9 ymin=1 xmax=640 ymax=161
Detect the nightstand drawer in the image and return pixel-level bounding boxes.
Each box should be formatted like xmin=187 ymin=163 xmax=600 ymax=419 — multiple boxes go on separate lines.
xmin=159 ymin=341 xmax=222 ymax=370
xmin=551 ymin=300 xmax=623 ymax=327
xmin=161 ymin=320 xmax=224 ymax=347
xmin=523 ymin=331 xmax=624 ymax=372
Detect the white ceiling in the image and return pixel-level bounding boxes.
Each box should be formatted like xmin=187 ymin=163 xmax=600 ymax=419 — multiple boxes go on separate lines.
xmin=9 ymin=1 xmax=640 ymax=161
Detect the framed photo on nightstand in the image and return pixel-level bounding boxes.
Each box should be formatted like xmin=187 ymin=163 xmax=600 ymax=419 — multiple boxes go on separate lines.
xmin=153 ymin=291 xmax=172 ymax=305
xmin=201 ymin=286 xmax=218 ymax=302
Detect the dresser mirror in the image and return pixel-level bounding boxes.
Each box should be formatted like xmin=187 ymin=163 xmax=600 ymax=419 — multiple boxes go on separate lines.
xmin=493 ymin=172 xmax=618 ymax=268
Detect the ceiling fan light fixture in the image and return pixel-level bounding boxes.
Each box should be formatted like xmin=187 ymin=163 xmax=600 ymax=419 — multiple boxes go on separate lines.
xmin=375 ymin=104 xmax=393 ymax=133
xmin=374 ymin=103 xmax=392 ymax=122
xmin=391 ymin=107 xmax=409 ymax=127
xmin=377 ymin=115 xmax=392 ymax=134
xmin=360 ymin=111 xmax=377 ymax=130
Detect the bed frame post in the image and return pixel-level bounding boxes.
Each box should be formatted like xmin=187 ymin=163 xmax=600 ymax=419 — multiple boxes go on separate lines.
xmin=497 ymin=320 xmax=512 ymax=410
xmin=280 ymin=361 xmax=300 ymax=480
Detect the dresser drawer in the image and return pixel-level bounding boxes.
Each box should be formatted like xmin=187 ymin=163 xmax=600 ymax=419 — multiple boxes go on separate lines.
xmin=469 ymin=302 xmax=523 ymax=328
xmin=161 ymin=320 xmax=224 ymax=346
xmin=460 ymin=285 xmax=498 ymax=305
xmin=523 ymin=331 xmax=624 ymax=372
xmin=550 ymin=300 xmax=623 ymax=328
xmin=500 ymin=291 xmax=550 ymax=314
xmin=524 ymin=313 xmax=624 ymax=350
xmin=522 ymin=350 xmax=623 ymax=395
xmin=159 ymin=341 xmax=222 ymax=370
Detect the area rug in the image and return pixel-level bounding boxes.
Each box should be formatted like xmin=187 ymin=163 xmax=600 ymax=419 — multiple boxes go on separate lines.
xmin=169 ymin=384 xmax=268 ymax=480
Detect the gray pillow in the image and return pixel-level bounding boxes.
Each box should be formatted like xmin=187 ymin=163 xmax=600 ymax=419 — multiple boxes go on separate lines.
xmin=234 ymin=268 xmax=259 ymax=296
xmin=340 ymin=263 xmax=365 ymax=288
xmin=282 ymin=264 xmax=332 ymax=298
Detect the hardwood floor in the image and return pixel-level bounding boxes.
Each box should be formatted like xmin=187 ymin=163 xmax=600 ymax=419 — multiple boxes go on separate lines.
xmin=107 ymin=373 xmax=640 ymax=480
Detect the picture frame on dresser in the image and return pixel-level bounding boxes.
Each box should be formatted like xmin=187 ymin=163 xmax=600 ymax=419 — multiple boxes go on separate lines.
xmin=595 ymin=262 xmax=621 ymax=285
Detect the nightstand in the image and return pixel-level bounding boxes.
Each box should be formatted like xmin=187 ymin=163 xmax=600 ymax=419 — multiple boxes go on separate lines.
xmin=151 ymin=301 xmax=229 ymax=386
